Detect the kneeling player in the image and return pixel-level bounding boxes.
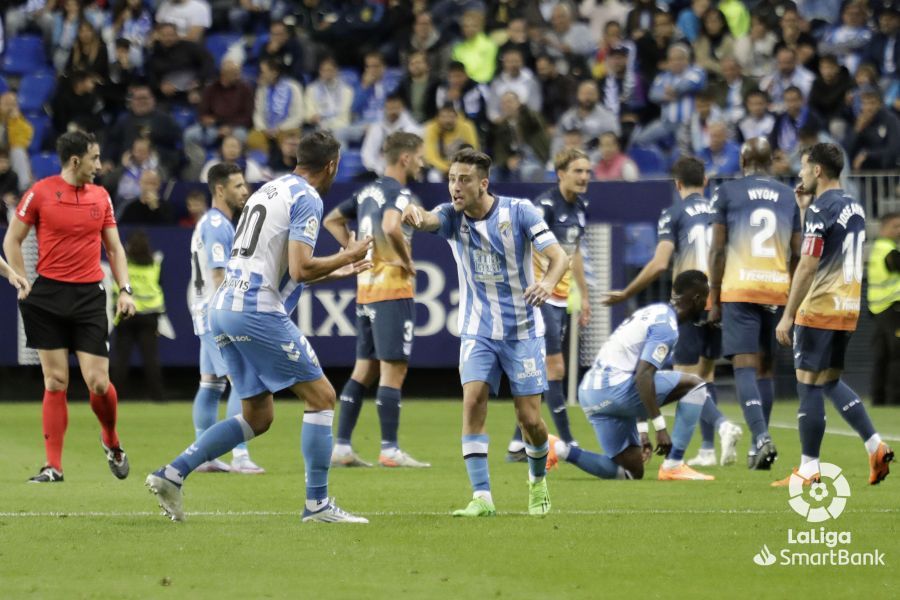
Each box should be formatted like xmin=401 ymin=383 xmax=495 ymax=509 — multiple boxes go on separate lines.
xmin=549 ymin=270 xmax=715 ymax=481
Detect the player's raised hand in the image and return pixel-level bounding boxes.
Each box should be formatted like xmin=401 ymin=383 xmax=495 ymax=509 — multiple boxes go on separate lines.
xmin=794 ymin=183 xmax=813 ymax=212
xmin=654 ymin=429 xmax=672 ymax=457
xmin=600 ymin=290 xmax=628 ymax=306
xmin=775 ymin=314 xmax=794 ymax=347
xmin=344 ymin=231 xmax=373 ymax=262
xmin=402 ymin=204 xmax=424 ymax=228
xmin=524 ymin=280 xmax=553 ymax=307
xmin=7 ymin=272 xmax=31 ymax=300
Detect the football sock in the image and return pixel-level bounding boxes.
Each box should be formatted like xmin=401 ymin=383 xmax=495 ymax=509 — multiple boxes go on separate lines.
xmin=758 ymin=377 xmax=775 ymax=425
xmin=545 ymin=380 xmax=575 ymax=443
xmin=800 ymin=454 xmax=820 ymax=479
xmin=734 ymin=367 xmax=768 ymax=447
xmin=336 ymin=379 xmax=366 ymax=445
xmin=797 ymin=382 xmax=826 ymax=461
xmin=462 ymin=434 xmax=491 ymax=493
xmin=376 ymin=386 xmax=401 ymax=450
xmin=89 ymin=382 xmax=119 ymax=450
xmin=42 ymin=389 xmax=67 ymax=471
xmin=565 ymin=445 xmax=624 ymax=479
xmin=824 ymin=380 xmax=877 ymax=447
xmin=192 ymin=380 xmax=226 ymax=439
xmin=224 ymin=385 xmax=248 ymax=454
xmin=508 ymin=427 xmax=525 ymax=452
xmin=170 ymin=414 xmax=254 ymax=479
xmin=668 ymin=383 xmax=706 ymax=462
xmin=302 ymin=410 xmax=334 ymax=504
xmin=525 ymin=440 xmax=549 ymax=483
xmin=699 ymin=384 xmax=725 ymax=450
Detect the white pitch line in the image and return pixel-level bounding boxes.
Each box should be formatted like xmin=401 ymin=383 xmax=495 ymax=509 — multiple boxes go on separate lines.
xmin=768 ymin=421 xmax=900 ymax=442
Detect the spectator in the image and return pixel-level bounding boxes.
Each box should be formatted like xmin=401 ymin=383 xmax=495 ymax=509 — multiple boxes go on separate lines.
xmin=559 ymin=127 xmax=587 ymax=154
xmin=484 ymin=0 xmax=543 ymax=33
xmin=734 ymin=15 xmax=779 ymax=79
xmin=760 ymin=46 xmax=815 ymax=111
xmin=769 ymin=85 xmax=823 ymax=156
xmin=773 ymin=123 xmax=851 ymax=185
xmin=718 ymin=0 xmax=751 ymax=38
xmin=497 ymin=18 xmax=536 ymax=72
xmin=535 ymin=54 xmax=577 ymax=127
xmin=753 ymin=0 xmax=799 ymax=30
xmin=156 ymin=0 xmax=212 ymax=42
xmin=423 ymin=103 xmax=479 ymax=180
xmin=5 ymin=0 xmax=55 ymax=39
xmin=818 ymin=1 xmax=872 ymax=75
xmin=541 ymin=2 xmax=596 ymax=76
xmin=104 ymin=39 xmax=141 ymax=119
xmin=845 ymin=86 xmax=900 ymax=171
xmin=435 ymin=60 xmax=490 ymax=134
xmin=147 ymin=22 xmax=214 ymax=104
xmin=403 ymin=11 xmax=451 ymax=77
xmin=361 ymin=94 xmax=423 ymax=176
xmin=594 ymin=131 xmax=639 ymax=181
xmin=248 ymin=57 xmax=304 ymax=154
xmin=184 ymin=59 xmax=254 ymax=152
xmin=344 ymin=51 xmax=390 ymax=145
xmin=867 ymin=4 xmax=900 ymax=83
xmin=267 ymin=130 xmax=300 ymax=177
xmin=591 ymin=20 xmax=636 ymax=81
xmin=118 ymin=170 xmax=175 ymax=225
xmin=51 ymin=0 xmax=86 ymax=72
xmin=797 ymin=0 xmax=842 ymax=27
xmin=635 ymin=11 xmax=682 ymax=85
xmin=711 ymin=57 xmax=757 ymax=124
xmin=51 ymin=70 xmax=105 ymax=135
xmin=694 ymin=8 xmax=735 ymax=79
xmin=178 ymin=189 xmax=208 ymax=228
xmin=848 ymin=63 xmax=882 ymax=118
xmin=737 ymin=90 xmax=777 ymax=142
xmin=678 ymin=90 xmax=724 ymax=156
xmin=200 ymin=135 xmax=269 ymax=183
xmin=809 ymin=54 xmax=854 ymax=134
xmin=699 ymin=121 xmax=741 ymax=176
xmin=396 ymin=51 xmax=440 ymax=125
xmin=229 ymin=0 xmax=271 ymax=34
xmin=103 ymin=84 xmax=182 ymax=175
xmin=625 ymin=0 xmax=658 ymax=40
xmin=490 ymin=91 xmax=550 ymax=182
xmin=108 ymin=136 xmax=164 ymax=211
xmin=0 ymin=148 xmax=20 ymax=222
xmin=112 ymin=0 xmax=154 ymax=68
xmin=451 ymin=10 xmax=498 ymax=84
xmin=67 ymin=22 xmax=109 ymax=82
xmin=677 ymin=0 xmax=711 ymax=43
xmin=257 ymin=20 xmax=305 ymax=83
xmin=488 ymin=47 xmax=542 ymax=122
xmin=579 ymin=0 xmax=630 ymax=42
xmin=555 ymin=80 xmax=620 ymax=154
xmin=597 ymin=45 xmax=646 ymax=122
xmin=304 ymin=55 xmax=354 ymax=133
xmin=775 ymin=8 xmax=818 ymax=70
xmin=0 ymin=92 xmax=33 ymax=190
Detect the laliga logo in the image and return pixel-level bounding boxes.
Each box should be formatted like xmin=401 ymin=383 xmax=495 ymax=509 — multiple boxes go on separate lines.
xmin=788 ymin=462 xmax=851 ymax=523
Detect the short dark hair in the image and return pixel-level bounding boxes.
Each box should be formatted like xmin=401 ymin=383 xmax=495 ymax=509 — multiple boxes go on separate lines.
xmin=448 ymin=61 xmax=467 ymax=73
xmin=673 ymin=269 xmax=709 ymax=295
xmin=745 ymin=89 xmax=769 ymax=104
xmin=384 ymin=131 xmax=423 ymax=165
xmin=671 ymin=156 xmax=705 ymax=187
xmin=262 ymin=56 xmax=283 ymax=75
xmin=207 ymin=162 xmax=243 ymax=196
xmin=385 ymin=92 xmax=405 ymax=105
xmin=451 ymin=148 xmax=492 ymax=178
xmin=115 ymin=37 xmax=131 ymax=50
xmin=819 ymin=54 xmax=839 ymax=66
xmin=803 ymin=142 xmax=844 ymax=180
xmin=784 ymin=85 xmax=803 ymax=98
xmin=57 ymin=131 xmax=98 ymax=164
xmin=296 ymin=130 xmax=341 ymax=172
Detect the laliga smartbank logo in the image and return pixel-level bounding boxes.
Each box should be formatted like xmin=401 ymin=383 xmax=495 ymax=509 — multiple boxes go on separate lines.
xmin=752 ymin=462 xmax=886 ymax=567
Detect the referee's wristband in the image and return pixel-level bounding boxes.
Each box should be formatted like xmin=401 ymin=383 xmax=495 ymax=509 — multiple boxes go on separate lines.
xmin=652 ymin=415 xmax=666 ymax=431
xmin=636 ymin=421 xmax=649 ymax=434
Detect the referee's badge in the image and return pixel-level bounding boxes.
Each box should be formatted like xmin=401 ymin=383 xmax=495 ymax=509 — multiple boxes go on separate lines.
xmin=90 ymin=206 xmax=101 ymax=220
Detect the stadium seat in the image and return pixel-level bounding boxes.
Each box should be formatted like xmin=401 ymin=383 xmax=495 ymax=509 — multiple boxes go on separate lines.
xmin=205 ymin=33 xmax=242 ymax=67
xmin=624 ymin=223 xmax=657 ymax=267
xmin=339 ymin=68 xmax=360 ymax=90
xmin=336 ymin=149 xmax=365 ymax=181
xmin=0 ymin=75 xmax=8 ymax=94
xmin=383 ymin=67 xmax=403 ymax=94
xmin=30 ymin=152 xmax=60 ymax=180
xmin=171 ymin=106 xmax=197 ymax=130
xmin=17 ymin=73 xmax=56 ymax=114
xmin=27 ymin=113 xmax=51 ymax=155
xmin=628 ymin=146 xmax=666 ymax=176
xmin=242 ymin=64 xmax=260 ymax=83
xmin=2 ymin=35 xmax=48 ymax=75
xmin=247 ymin=149 xmax=267 ymax=165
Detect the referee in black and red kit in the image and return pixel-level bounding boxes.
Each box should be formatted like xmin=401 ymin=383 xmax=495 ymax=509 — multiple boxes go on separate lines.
xmin=3 ymin=131 xmax=137 ymax=483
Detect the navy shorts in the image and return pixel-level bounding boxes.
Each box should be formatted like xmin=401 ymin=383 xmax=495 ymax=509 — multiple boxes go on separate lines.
xmin=541 ymin=303 xmax=568 ymax=355
xmin=793 ymin=326 xmax=852 ymax=372
xmin=673 ymin=317 xmax=722 ymax=365
xmin=355 ymin=299 xmax=414 ymax=362
xmin=721 ymin=302 xmax=783 ymax=359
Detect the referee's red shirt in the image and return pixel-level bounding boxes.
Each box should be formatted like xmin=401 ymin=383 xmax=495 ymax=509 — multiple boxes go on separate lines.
xmin=15 ymin=175 xmax=117 ymax=283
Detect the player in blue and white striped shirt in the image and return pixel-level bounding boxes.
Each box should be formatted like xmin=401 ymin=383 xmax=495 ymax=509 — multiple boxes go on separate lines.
xmin=402 ymin=149 xmax=569 ymax=517
xmin=147 ymin=132 xmax=374 ymax=523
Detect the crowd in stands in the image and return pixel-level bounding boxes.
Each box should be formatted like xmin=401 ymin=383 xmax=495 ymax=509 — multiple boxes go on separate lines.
xmin=0 ymin=0 xmax=898 ymax=226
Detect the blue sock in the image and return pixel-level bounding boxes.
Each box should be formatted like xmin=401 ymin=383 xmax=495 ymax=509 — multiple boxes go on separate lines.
xmin=302 ymin=411 xmax=334 ymax=502
xmin=171 ymin=415 xmax=254 ymax=479
xmin=758 ymin=377 xmax=775 ymax=425
xmin=668 ymin=384 xmax=706 ymax=461
xmin=462 ymin=434 xmax=490 ymax=493
xmin=192 ymin=380 xmax=225 ymax=439
xmin=511 ymin=426 xmax=524 ymax=443
xmin=336 ymin=379 xmax=366 ymax=445
xmin=699 ymin=384 xmax=724 ymax=450
xmin=376 ymin=386 xmax=401 ymax=450
xmin=566 ymin=445 xmax=621 ymax=479
xmin=824 ymin=380 xmax=877 ymax=442
xmin=797 ymin=382 xmax=826 ymax=459
xmin=734 ymin=367 xmax=769 ymax=447
xmin=545 ymin=380 xmax=575 ymax=443
xmin=525 ymin=440 xmax=549 ymax=482
xmin=225 ymin=386 xmax=247 ymax=453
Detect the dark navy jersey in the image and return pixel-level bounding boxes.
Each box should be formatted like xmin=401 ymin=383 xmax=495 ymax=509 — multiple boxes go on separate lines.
xmin=657 ymin=192 xmax=713 ymax=278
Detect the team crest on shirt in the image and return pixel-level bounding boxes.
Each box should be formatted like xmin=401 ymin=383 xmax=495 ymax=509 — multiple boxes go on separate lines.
xmin=499 ymin=221 xmax=511 ymax=237
xmin=304 ymin=217 xmax=318 ymax=239
xmin=90 ymin=206 xmax=101 ymax=219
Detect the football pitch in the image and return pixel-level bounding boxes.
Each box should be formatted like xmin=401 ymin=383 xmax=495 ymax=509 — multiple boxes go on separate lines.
xmin=1 ymin=399 xmax=897 ymax=599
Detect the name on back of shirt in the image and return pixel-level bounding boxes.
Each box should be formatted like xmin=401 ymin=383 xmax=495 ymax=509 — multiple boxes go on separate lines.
xmin=836 ymin=203 xmax=865 ymax=228
xmin=748 ymin=188 xmax=779 ymax=202
xmin=684 ymin=204 xmax=713 ymax=218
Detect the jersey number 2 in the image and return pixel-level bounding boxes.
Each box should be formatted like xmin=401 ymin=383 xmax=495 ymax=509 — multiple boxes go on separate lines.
xmin=750 ymin=208 xmax=777 ymax=258
xmin=232 ymin=205 xmax=267 ymax=258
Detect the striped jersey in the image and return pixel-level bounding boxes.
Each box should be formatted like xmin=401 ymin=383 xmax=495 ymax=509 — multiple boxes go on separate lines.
xmin=657 ymin=193 xmax=713 ymax=278
xmin=213 ymin=173 xmax=322 ymax=315
xmin=531 ymin=186 xmax=587 ymax=307
xmin=796 ymin=189 xmax=865 ymax=331
xmin=648 ymin=66 xmax=706 ymax=124
xmin=711 ymin=175 xmax=800 ymax=305
xmin=337 ymin=177 xmax=415 ymax=304
xmin=434 ymin=195 xmax=558 ymax=341
xmin=188 ymin=207 xmax=234 ymax=334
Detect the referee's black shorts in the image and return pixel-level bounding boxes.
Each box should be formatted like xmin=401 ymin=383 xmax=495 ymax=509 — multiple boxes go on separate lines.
xmin=19 ymin=276 xmax=110 ymax=357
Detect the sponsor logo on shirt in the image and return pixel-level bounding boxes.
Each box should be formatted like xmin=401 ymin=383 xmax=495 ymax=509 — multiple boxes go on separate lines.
xmin=473 ymin=250 xmax=503 ymax=282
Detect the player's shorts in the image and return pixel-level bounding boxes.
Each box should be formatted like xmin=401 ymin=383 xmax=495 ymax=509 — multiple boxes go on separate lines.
xmin=19 ymin=276 xmax=109 ymax=356
xmin=199 ymin=330 xmax=229 ymax=378
xmin=459 ymin=335 xmax=547 ymax=397
xmin=541 ymin=303 xmax=568 ymax=355
xmin=673 ymin=317 xmax=722 ymax=365
xmin=355 ymin=299 xmax=414 ymax=362
xmin=209 ymin=309 xmax=323 ymax=399
xmin=721 ymin=302 xmax=783 ymax=358
xmin=578 ymin=369 xmax=682 ymax=457
xmin=793 ymin=326 xmax=852 ymax=372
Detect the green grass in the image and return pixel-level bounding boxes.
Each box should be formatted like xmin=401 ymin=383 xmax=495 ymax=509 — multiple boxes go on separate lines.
xmin=0 ymin=399 xmax=898 ymax=599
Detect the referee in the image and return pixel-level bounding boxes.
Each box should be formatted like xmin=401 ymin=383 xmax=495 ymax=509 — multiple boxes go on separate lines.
xmin=3 ymin=131 xmax=136 ymax=483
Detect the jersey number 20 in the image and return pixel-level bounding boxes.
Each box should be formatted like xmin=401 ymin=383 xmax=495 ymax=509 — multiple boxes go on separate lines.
xmin=232 ymin=205 xmax=267 ymax=258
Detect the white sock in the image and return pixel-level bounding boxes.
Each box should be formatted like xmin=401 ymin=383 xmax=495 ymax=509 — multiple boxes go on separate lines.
xmin=554 ymin=439 xmax=570 ymax=460
xmin=508 ymin=440 xmax=525 ymax=453
xmin=473 ymin=490 xmax=494 ymax=505
xmin=305 ymin=498 xmax=329 ymax=512
xmin=717 ymin=420 xmax=734 ymax=437
xmin=333 ymin=443 xmax=352 ymax=455
xmin=799 ymin=455 xmax=820 ymax=478
xmin=662 ymin=458 xmax=683 ymax=469
xmin=232 ymin=447 xmax=249 ymax=459
xmin=864 ymin=433 xmax=883 ymax=455
xmin=529 ymin=473 xmax=545 ymax=484
xmin=615 ymin=466 xmax=631 ymax=480
xmin=380 ymin=447 xmax=399 ymax=458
